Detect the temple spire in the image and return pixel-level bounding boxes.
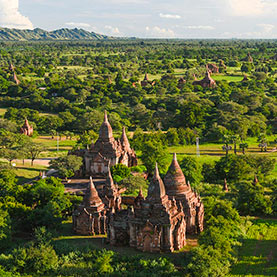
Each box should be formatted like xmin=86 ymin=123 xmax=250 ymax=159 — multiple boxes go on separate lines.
xmin=83 ymin=177 xmax=103 ymax=207
xmin=223 ymin=178 xmax=228 ymax=192
xmin=146 ymin=163 xmax=166 ymax=202
xmin=154 ymin=162 xmax=160 ymax=179
xmin=120 ymin=127 xmax=130 ymax=151
xmin=105 ymin=168 xmax=117 ymax=196
xmin=144 ymin=73 xmax=149 ymax=81
xmin=99 ymin=111 xmax=114 ymax=140
xmin=253 ymin=175 xmax=259 ymax=185
xmin=104 ymin=110 xmax=108 ymax=123
xmin=164 ymin=153 xmax=187 ymax=195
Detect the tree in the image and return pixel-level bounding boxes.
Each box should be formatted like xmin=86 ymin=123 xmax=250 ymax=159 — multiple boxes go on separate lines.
xmin=140 ymin=140 xmax=169 ymax=174
xmin=120 ymin=175 xmax=148 ymax=196
xmin=0 ymin=148 xmax=19 ymax=165
xmin=241 ymin=63 xmax=252 ymax=73
xmin=237 ymin=181 xmax=272 ymax=216
xmin=111 ymin=164 xmax=131 ymax=182
xmin=49 ymin=155 xmax=83 ymax=179
xmin=76 ymin=130 xmax=98 ymax=149
xmin=222 ymin=135 xmax=232 ymax=156
xmin=258 ymin=133 xmax=268 ymax=152
xmin=16 ymin=134 xmax=32 ymax=165
xmin=239 ymin=142 xmax=248 ymax=154
xmin=214 ymin=155 xmax=253 ymax=182
xmin=25 ymin=142 xmax=46 ymax=166
xmin=25 ymin=177 xmax=72 ymax=228
xmin=180 ymin=156 xmax=203 ymax=186
xmin=166 ymin=128 xmax=179 ymax=146
xmin=230 ymin=134 xmax=239 ymax=155
xmin=186 ymin=246 xmax=231 ymax=277
xmin=0 ymin=206 xmax=11 ymax=248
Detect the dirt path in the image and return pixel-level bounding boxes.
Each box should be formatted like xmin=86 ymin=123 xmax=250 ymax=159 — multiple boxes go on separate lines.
xmin=15 ymin=158 xmax=54 ymax=167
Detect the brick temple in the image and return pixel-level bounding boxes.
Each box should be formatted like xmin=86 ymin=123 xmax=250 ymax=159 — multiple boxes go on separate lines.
xmin=193 ymin=70 xmax=216 ymax=88
xmin=72 ymin=112 xmax=137 ymax=177
xmin=73 ymin=153 xmax=204 ymax=253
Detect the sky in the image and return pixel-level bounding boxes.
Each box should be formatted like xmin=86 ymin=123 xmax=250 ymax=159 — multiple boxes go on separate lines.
xmin=1 ymin=0 xmax=277 ymax=38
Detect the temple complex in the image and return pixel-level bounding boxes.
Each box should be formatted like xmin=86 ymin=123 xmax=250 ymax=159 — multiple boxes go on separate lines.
xmin=20 ymin=119 xmax=33 ymax=136
xmin=71 ymin=115 xmax=204 ymax=252
xmin=106 ymin=154 xmax=204 ymax=252
xmin=73 ymin=112 xmax=137 ymax=177
xmin=193 ymin=71 xmax=216 ymax=88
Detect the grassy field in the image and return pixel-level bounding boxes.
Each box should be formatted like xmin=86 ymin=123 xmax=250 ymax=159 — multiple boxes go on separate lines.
xmin=4 ymin=132 xmax=276 ymax=182
xmin=213 ymin=75 xmax=244 ymax=82
xmin=230 ymin=218 xmax=277 ymax=276
xmin=13 ymin=161 xmax=48 ymax=184
xmin=33 ymin=136 xmax=77 ymax=158
xmin=0 ymin=108 xmax=7 ymax=116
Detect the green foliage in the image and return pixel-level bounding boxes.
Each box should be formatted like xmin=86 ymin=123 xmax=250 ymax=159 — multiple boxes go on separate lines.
xmin=26 ymin=177 xmax=72 ymax=228
xmin=180 ymin=156 xmax=203 ymax=186
xmin=50 ymin=155 xmax=83 ymax=178
xmin=186 ymin=246 xmax=231 ymax=277
xmin=120 ymin=175 xmax=148 ymax=196
xmin=131 ymin=165 xmax=147 ymax=173
xmin=0 ymin=206 xmax=11 ymax=249
xmin=241 ymin=63 xmax=253 ymax=73
xmin=140 ymin=140 xmax=169 ymax=174
xmin=214 ymin=154 xmax=254 ymax=182
xmin=111 ymin=164 xmax=131 ymax=182
xmin=237 ymin=181 xmax=272 ymax=216
xmin=75 ymin=130 xmax=98 ymax=149
xmin=11 ymin=243 xmax=59 ymax=275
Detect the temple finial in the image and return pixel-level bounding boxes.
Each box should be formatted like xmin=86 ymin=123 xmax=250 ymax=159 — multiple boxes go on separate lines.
xmin=173 ymin=153 xmax=177 ymax=161
xmin=154 ymin=162 xmax=160 ymax=179
xmin=104 ymin=110 xmax=108 ymax=122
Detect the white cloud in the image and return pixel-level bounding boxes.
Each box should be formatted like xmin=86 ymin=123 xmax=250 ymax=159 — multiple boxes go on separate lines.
xmin=228 ymin=0 xmax=277 ymax=16
xmin=65 ymin=22 xmax=91 ymax=28
xmin=0 ymin=0 xmax=33 ymax=29
xmin=185 ymin=25 xmax=215 ymax=30
xmin=105 ymin=25 xmax=121 ymax=35
xmin=159 ymin=13 xmax=181 ymax=19
xmin=145 ymin=26 xmax=175 ymax=38
xmin=257 ymin=23 xmax=275 ymax=33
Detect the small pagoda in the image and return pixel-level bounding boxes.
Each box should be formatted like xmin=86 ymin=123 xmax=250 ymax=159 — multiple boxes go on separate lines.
xmin=193 ymin=71 xmax=216 ymax=88
xmin=20 ymin=119 xmax=33 ymax=136
xmin=73 ymin=177 xmax=107 ymax=235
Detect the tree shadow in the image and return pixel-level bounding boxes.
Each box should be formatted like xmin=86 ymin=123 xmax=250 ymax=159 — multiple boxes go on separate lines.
xmin=230 ymin=239 xmax=277 ymax=276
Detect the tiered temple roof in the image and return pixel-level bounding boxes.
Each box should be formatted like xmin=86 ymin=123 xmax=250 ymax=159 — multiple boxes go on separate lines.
xmin=73 ymin=177 xmax=106 ymax=235
xmin=80 ymin=112 xmax=137 ymax=177
xmin=107 ymin=154 xmax=204 ymax=252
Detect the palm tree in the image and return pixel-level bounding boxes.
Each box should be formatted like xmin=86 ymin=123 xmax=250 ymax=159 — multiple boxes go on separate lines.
xmin=222 ymin=135 xmax=232 ymax=156
xmin=258 ymin=133 xmax=268 ymax=152
xmin=230 ymin=134 xmax=239 ymax=155
xmin=239 ymin=142 xmax=248 ymax=154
